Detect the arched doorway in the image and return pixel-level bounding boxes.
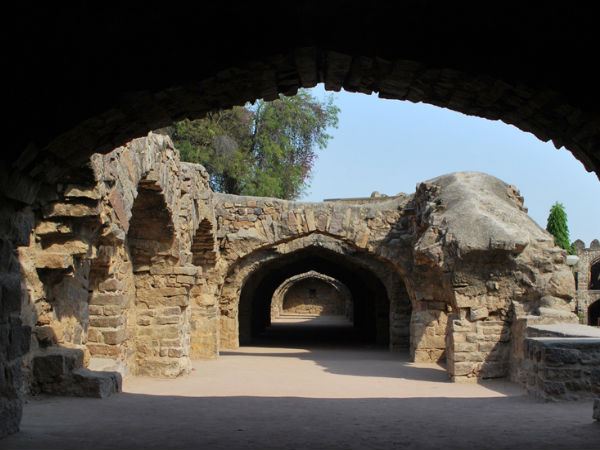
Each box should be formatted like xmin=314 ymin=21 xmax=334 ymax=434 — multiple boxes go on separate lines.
xmin=271 ymin=271 xmax=352 ymax=320
xmin=588 ymin=300 xmax=600 ymax=326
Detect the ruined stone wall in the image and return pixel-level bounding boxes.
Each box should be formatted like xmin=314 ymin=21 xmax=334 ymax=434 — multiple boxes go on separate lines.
xmin=519 ymin=324 xmax=600 ymax=401
xmin=10 ymin=134 xmax=583 ymax=403
xmin=213 ymin=172 xmax=579 ymax=381
xmin=212 ymin=195 xmax=423 ymax=354
xmin=573 ymin=239 xmax=600 ymax=324
xmin=0 ymin=204 xmax=32 ymax=437
xmin=16 ymin=134 xmax=219 ymax=386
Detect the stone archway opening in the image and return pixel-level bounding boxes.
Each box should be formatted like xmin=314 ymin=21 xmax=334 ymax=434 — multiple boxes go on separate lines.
xmin=126 ymin=174 xmax=190 ymax=377
xmin=235 ymin=244 xmax=410 ymax=350
xmin=270 ymin=271 xmax=353 ymax=320
xmin=588 ymin=300 xmax=600 ymax=327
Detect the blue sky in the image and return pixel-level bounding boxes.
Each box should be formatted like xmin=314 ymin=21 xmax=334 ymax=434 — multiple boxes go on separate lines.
xmin=299 ymin=85 xmax=600 ymax=246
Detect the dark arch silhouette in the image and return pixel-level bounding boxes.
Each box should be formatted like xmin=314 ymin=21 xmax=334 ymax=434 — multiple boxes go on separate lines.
xmin=4 ymin=3 xmax=600 ymax=198
xmin=588 ymin=300 xmax=600 ymax=326
xmin=238 ymin=246 xmax=404 ymax=347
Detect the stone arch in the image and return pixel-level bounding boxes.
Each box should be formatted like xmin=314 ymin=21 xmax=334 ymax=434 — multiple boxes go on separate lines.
xmin=589 ymin=258 xmax=600 ymax=290
xmin=125 ymin=174 xmax=191 ymax=377
xmin=127 ymin=174 xmax=176 ymax=268
xmin=85 ymin=148 xmax=184 ymax=375
xmin=218 ymin=233 xmax=419 ymax=354
xmin=10 ymin=5 xmax=600 ymax=191
xmin=588 ymin=299 xmax=600 ymax=326
xmin=270 ymin=271 xmax=353 ymax=319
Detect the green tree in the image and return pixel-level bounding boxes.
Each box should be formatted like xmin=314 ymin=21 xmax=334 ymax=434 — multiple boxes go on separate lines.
xmin=172 ymin=89 xmax=339 ymax=200
xmin=546 ymin=202 xmax=575 ymax=254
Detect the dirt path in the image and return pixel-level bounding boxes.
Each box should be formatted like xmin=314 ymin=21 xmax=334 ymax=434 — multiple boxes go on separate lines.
xmin=3 ymin=319 xmax=598 ymax=449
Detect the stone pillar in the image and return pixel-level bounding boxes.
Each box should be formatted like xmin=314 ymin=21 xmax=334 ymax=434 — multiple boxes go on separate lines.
xmin=0 ymin=208 xmax=32 ymax=437
xmin=447 ymin=309 xmax=511 ymax=381
xmin=410 ymin=303 xmax=448 ymax=362
xmin=189 ymin=275 xmax=219 ymax=359
xmin=134 ymin=264 xmax=192 ymax=377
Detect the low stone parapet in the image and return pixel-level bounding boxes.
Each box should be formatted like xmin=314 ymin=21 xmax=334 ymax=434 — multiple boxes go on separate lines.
xmin=521 ymin=337 xmax=600 ymax=401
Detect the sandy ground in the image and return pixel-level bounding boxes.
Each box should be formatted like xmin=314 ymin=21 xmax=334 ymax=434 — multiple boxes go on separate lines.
xmin=3 ymin=316 xmax=598 ymax=449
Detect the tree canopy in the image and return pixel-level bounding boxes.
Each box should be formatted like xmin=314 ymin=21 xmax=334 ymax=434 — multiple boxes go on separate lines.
xmin=546 ymin=202 xmax=575 ymax=254
xmin=172 ymin=89 xmax=339 ymax=200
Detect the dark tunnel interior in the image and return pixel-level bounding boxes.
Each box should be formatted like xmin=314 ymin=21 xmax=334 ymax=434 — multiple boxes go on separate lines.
xmin=238 ymin=246 xmax=393 ymax=348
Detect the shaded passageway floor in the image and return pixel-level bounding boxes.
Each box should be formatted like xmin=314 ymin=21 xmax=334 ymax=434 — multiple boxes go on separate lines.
xmin=254 ymin=314 xmax=363 ymax=348
xmin=4 ymin=319 xmax=598 ymax=449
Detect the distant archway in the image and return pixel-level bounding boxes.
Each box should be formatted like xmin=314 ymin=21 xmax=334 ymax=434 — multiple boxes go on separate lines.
xmin=589 ymin=259 xmax=600 ymax=290
xmin=271 ymin=271 xmax=352 ymax=320
xmin=588 ymin=300 xmax=600 ymax=326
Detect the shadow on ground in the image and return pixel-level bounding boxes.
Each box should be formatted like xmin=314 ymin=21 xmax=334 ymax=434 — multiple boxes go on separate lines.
xmin=3 ymin=393 xmax=598 ymax=450
xmin=224 ymin=315 xmax=446 ymax=382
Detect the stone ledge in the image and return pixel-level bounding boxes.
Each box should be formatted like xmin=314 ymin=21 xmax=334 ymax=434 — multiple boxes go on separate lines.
xmin=528 ymin=324 xmax=600 ymax=338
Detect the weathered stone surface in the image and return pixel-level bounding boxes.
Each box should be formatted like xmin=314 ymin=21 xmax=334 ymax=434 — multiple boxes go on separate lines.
xmin=5 ymin=5 xmax=600 ymax=436
xmin=71 ymin=368 xmax=121 ymax=398
xmin=521 ymin=337 xmax=600 ymax=400
xmin=10 ymin=133 xmax=593 ymax=435
xmin=34 ymin=253 xmax=72 ymax=269
xmin=43 ymin=202 xmax=101 ymax=218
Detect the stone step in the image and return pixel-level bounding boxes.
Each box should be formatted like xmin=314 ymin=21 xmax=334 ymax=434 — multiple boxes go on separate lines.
xmin=33 ymin=348 xmax=122 ymax=398
xmin=89 ymin=357 xmax=128 ymax=377
xmin=71 ymin=368 xmax=122 ymax=398
xmin=33 ymin=347 xmax=84 ymax=383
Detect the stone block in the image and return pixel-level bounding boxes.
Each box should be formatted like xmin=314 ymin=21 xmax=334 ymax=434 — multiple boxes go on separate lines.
xmin=103 ymin=305 xmax=120 ymax=316
xmin=89 ymin=315 xmax=122 ymax=328
xmin=35 ymin=221 xmax=73 ymax=236
xmin=156 ymin=315 xmax=181 ymax=325
xmin=88 ymin=305 xmax=103 ymax=315
xmin=417 ymin=334 xmax=446 ymax=348
xmin=543 ymin=347 xmax=581 ymax=365
xmin=541 ymin=380 xmax=566 ymax=397
xmin=479 ymin=362 xmax=507 ymax=378
xmin=454 ymin=342 xmax=477 ymax=353
xmin=98 ymin=278 xmax=123 ymax=292
xmin=42 ymin=202 xmax=101 ymax=218
xmin=33 ymin=354 xmax=66 ymax=381
xmin=176 ymin=275 xmax=195 ymax=284
xmin=33 ymin=253 xmax=73 ymax=269
xmin=89 ymin=292 xmax=123 ymax=306
xmin=452 ymin=362 xmax=477 ymax=376
xmin=33 ymin=348 xmax=84 ymax=382
xmin=470 ymin=306 xmax=489 ymax=321
xmin=71 ymin=368 xmax=122 ymax=398
xmin=87 ymin=344 xmax=120 ymax=357
xmin=102 ymin=329 xmax=127 ymax=345
xmin=64 ymin=185 xmax=101 ymax=200
xmin=35 ymin=325 xmax=58 ymax=347
xmin=87 ymin=328 xmax=103 ymax=342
